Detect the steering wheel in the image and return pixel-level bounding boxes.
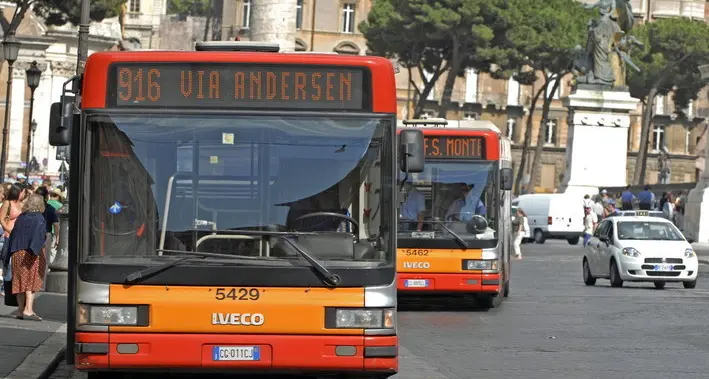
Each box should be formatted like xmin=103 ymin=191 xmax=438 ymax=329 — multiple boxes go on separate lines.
xmin=291 ymin=212 xmax=360 ymax=236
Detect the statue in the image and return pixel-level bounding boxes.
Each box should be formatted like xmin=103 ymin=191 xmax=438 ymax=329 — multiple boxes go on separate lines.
xmin=572 ymin=0 xmax=643 ymax=89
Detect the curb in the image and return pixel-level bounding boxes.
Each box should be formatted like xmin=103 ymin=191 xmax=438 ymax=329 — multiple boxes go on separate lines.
xmin=701 ymin=260 xmax=709 ymax=266
xmin=4 ymin=323 xmax=66 ymax=379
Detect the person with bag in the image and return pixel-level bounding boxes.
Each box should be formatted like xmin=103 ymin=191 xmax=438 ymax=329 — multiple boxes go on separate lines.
xmin=0 ymin=184 xmax=22 ymax=297
xmin=513 ymin=208 xmax=529 ymax=259
xmin=3 ymin=194 xmax=47 ymax=321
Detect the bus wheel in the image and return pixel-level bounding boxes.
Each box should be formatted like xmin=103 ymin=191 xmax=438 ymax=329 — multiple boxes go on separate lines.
xmin=477 ymin=294 xmax=502 ymax=309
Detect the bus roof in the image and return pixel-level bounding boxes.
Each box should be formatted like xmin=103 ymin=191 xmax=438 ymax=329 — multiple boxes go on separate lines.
xmin=81 ymin=51 xmax=397 ymax=113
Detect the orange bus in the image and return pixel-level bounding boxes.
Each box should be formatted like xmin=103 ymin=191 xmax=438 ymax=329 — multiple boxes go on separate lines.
xmin=48 ymin=41 xmax=424 ymax=378
xmin=396 ymin=119 xmax=513 ymax=308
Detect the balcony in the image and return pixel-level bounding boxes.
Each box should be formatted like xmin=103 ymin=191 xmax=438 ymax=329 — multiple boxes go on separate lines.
xmin=650 ymin=0 xmax=705 ymax=20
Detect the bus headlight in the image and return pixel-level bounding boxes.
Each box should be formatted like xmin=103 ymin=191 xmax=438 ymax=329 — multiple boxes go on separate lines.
xmin=463 ymin=260 xmax=498 ymax=271
xmin=78 ymin=304 xmax=139 ymax=326
xmin=326 ymin=308 xmax=395 ymax=329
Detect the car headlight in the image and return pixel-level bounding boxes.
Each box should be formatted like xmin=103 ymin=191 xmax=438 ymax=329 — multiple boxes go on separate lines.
xmin=78 ymin=304 xmax=142 ymax=326
xmin=622 ymin=247 xmax=640 ymax=257
xmin=326 ymin=308 xmax=395 ymax=329
xmin=685 ymin=248 xmax=696 ymax=258
xmin=463 ymin=259 xmax=498 ymax=271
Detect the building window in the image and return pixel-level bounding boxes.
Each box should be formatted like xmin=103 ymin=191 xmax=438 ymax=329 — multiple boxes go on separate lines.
xmin=129 ymin=0 xmax=140 ymax=13
xmin=296 ymin=0 xmax=303 ymax=29
xmin=342 ymin=3 xmax=356 ymax=33
xmin=242 ymin=0 xmax=251 ymax=28
xmin=652 ymin=125 xmax=665 ymax=151
xmin=506 ymin=118 xmax=515 ymax=140
xmin=422 ymin=70 xmax=435 ymax=101
xmin=507 ymin=78 xmax=520 ymax=106
xmin=465 ymin=69 xmax=478 ymax=104
xmin=685 ymin=129 xmax=691 ymax=154
xmin=545 ymin=78 xmax=561 ymax=100
xmin=420 ymin=110 xmax=435 ymax=119
xmin=687 ymin=100 xmax=694 ymax=118
xmin=544 ymin=119 xmax=557 ymax=145
xmin=655 ymin=95 xmax=664 ymax=115
xmin=463 ymin=112 xmax=477 ymax=120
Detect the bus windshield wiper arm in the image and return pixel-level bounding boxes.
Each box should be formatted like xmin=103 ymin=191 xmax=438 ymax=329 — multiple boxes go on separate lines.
xmin=281 ymin=237 xmax=341 ymax=287
xmin=124 ymin=249 xmax=263 ymax=284
xmin=439 ymin=223 xmax=469 ymax=248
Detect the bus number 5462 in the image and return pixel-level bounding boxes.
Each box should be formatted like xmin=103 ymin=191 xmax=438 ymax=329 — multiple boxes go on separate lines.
xmin=404 ymin=249 xmax=429 ymax=256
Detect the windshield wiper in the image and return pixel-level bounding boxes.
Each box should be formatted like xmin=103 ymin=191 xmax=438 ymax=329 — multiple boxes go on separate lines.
xmin=438 ymin=223 xmax=469 ymax=249
xmin=281 ymin=237 xmax=341 ymax=286
xmin=124 ymin=249 xmax=265 ymax=284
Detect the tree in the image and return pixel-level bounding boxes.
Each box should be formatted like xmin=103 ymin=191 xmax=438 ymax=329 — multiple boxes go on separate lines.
xmin=360 ymin=0 xmax=517 ymax=118
xmin=627 ymin=18 xmax=709 ymax=185
xmin=504 ymin=0 xmax=591 ymax=193
xmin=31 ymin=0 xmax=126 ymax=28
xmin=167 ymin=0 xmax=211 ymax=18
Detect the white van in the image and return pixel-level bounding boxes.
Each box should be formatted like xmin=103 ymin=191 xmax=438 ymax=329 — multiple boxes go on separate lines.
xmin=511 ymin=194 xmax=584 ymax=245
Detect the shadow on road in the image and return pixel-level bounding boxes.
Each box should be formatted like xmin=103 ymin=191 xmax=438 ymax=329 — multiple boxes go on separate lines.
xmin=397 ymin=295 xmax=493 ymax=312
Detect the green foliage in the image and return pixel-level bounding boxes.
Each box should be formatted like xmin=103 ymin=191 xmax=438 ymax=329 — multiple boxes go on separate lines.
xmin=32 ymin=0 xmax=127 ymax=26
xmin=167 ymin=0 xmax=211 ymax=17
xmin=504 ymin=0 xmax=592 ymax=80
xmin=628 ymin=18 xmax=709 ymax=109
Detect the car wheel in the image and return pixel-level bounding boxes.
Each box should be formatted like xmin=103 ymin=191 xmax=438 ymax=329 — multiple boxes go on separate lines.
xmin=609 ymin=260 xmax=623 ymax=288
xmin=654 ymin=281 xmax=666 ymax=289
xmin=534 ymin=229 xmax=545 ymax=244
xmin=567 ymin=236 xmax=580 ymax=245
xmin=583 ymin=258 xmax=596 ymax=286
xmin=683 ymin=280 xmax=697 ymax=289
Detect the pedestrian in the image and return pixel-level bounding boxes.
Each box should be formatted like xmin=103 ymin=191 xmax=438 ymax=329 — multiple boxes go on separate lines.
xmin=583 ymin=206 xmax=596 ymax=247
xmin=35 ymin=187 xmax=59 ymax=272
xmin=675 ymin=191 xmax=686 ymax=230
xmin=637 ymin=185 xmax=653 ymax=210
xmin=662 ymin=192 xmax=675 ymax=224
xmin=606 ymin=200 xmax=620 ymax=217
xmin=591 ymin=195 xmax=605 ymax=220
xmin=513 ymin=208 xmax=529 ymax=259
xmin=620 ymin=185 xmax=635 ymax=210
xmin=3 ymin=194 xmax=47 ymax=321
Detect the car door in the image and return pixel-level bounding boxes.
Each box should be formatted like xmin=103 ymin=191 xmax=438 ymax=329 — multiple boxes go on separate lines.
xmin=588 ymin=220 xmax=609 ymax=275
xmin=598 ymin=221 xmax=617 ymax=272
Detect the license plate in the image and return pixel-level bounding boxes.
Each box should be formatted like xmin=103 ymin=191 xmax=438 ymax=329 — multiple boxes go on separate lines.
xmin=212 ymin=346 xmax=260 ymax=361
xmin=404 ymin=279 xmax=429 ymax=288
xmin=653 ymin=264 xmax=673 ymax=271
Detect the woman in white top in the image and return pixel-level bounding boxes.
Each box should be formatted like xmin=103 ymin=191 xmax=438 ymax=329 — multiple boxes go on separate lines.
xmin=513 ymin=208 xmax=529 ymax=259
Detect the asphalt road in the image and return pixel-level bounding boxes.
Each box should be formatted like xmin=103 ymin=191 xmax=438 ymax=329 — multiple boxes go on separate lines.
xmin=50 ymin=240 xmax=709 ymax=379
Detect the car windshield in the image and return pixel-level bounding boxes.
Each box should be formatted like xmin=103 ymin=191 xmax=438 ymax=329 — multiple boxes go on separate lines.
xmin=86 ymin=113 xmax=393 ymax=265
xmin=616 ymin=221 xmax=684 ymax=241
xmin=398 ymin=160 xmax=498 ymax=240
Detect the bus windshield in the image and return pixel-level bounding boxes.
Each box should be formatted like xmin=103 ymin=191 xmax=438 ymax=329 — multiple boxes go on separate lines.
xmin=398 ymin=160 xmax=498 ymax=241
xmin=86 ymin=113 xmax=393 ymax=265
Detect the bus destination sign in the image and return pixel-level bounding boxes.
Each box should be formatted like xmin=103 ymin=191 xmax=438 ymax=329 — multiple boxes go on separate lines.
xmin=424 ymin=136 xmax=484 ymax=159
xmin=107 ymin=63 xmax=368 ymax=110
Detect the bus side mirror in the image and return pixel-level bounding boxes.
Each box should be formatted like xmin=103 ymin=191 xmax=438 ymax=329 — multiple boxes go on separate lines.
xmin=49 ymin=96 xmax=75 ymax=146
xmin=399 ymin=129 xmax=424 ymax=173
xmin=500 ymin=168 xmax=513 ymax=190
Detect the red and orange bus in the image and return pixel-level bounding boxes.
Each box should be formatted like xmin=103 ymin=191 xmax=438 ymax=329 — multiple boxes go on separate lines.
xmin=49 ymin=41 xmax=424 ymax=378
xmin=396 ymin=119 xmax=513 ymax=308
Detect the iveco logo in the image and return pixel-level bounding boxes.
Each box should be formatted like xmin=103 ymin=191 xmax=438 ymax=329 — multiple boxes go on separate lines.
xmin=211 ymin=313 xmax=264 ymax=326
xmin=403 ymin=262 xmax=430 ymax=269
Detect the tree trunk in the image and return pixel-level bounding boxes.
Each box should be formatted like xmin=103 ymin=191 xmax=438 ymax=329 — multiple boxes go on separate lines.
xmin=413 ymin=64 xmax=447 ymax=118
xmin=3 ymin=0 xmax=32 ymax=36
xmin=528 ymin=77 xmax=561 ymax=192
xmin=513 ymin=83 xmax=547 ymax=195
xmin=203 ymin=0 xmax=213 ymax=41
xmin=437 ymin=37 xmax=460 ymax=118
xmin=250 ymin=0 xmax=297 ymax=52
xmin=633 ymin=88 xmax=657 ymax=184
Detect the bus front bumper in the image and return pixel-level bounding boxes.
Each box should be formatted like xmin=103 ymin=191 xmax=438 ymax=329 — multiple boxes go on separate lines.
xmin=397 ymin=272 xmax=501 ymax=293
xmin=74 ymin=332 xmax=397 ymax=374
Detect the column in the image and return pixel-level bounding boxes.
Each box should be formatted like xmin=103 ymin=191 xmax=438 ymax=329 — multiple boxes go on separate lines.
xmin=7 ymin=62 xmax=27 ymax=171
xmin=46 ymin=61 xmax=76 ymax=173
xmin=31 ymin=61 xmax=51 ymax=173
xmin=684 ymin=136 xmax=709 ymax=242
xmin=250 ymin=0 xmax=297 ymax=52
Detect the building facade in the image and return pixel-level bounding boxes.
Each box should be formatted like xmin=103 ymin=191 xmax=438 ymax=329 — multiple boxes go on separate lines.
xmin=124 ymin=0 xmax=168 ymax=48
xmin=220 ymin=0 xmax=709 ymax=190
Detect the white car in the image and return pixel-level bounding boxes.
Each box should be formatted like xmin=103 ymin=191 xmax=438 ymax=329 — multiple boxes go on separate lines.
xmin=582 ymin=216 xmax=698 ymax=289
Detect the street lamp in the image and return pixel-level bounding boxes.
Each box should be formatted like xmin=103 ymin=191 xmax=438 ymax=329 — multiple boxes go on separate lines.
xmin=0 ymin=35 xmax=20 ymax=180
xmin=24 ymin=61 xmax=40 ymax=176
xmin=29 ymin=119 xmax=36 ymax=170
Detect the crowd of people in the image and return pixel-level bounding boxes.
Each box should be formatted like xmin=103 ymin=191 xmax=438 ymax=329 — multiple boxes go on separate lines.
xmin=0 ymin=176 xmax=65 ymax=321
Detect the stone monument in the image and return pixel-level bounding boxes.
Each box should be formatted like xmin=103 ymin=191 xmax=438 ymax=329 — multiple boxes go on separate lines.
xmin=559 ymin=0 xmax=642 ymax=197
xmin=684 ymin=65 xmax=709 ymax=243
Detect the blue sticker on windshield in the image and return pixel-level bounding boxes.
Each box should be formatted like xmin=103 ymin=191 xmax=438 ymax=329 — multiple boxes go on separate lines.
xmin=109 ymin=202 xmax=123 ymax=215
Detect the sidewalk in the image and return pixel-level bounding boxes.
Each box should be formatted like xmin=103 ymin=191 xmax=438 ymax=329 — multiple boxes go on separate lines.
xmin=0 ymin=293 xmax=67 ymax=379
